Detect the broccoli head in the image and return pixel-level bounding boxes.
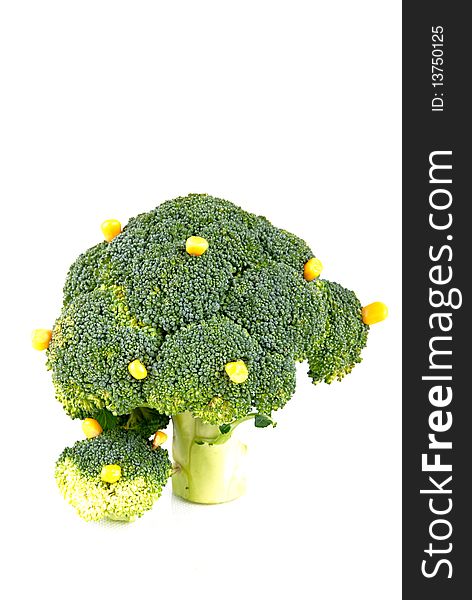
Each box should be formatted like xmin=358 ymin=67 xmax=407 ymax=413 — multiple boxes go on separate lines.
xmin=55 ymin=429 xmax=172 ymax=521
xmin=46 ymin=193 xmax=371 ymax=424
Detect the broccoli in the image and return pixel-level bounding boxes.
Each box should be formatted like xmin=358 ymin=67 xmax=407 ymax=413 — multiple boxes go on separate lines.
xmin=55 ymin=429 xmax=172 ymax=521
xmin=34 ymin=193 xmax=387 ymax=519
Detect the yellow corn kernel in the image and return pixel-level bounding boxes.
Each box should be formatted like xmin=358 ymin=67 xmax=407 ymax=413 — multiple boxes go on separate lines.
xmin=128 ymin=359 xmax=148 ymax=380
xmin=152 ymin=430 xmax=168 ymax=449
xmin=225 ymin=360 xmax=248 ymax=384
xmin=101 ymin=219 xmax=122 ymax=242
xmin=303 ymin=257 xmax=323 ymax=281
xmin=32 ymin=328 xmax=52 ymax=351
xmin=82 ymin=418 xmax=103 ymax=439
xmin=186 ymin=236 xmax=209 ymax=256
xmin=100 ymin=464 xmax=122 ymax=483
xmin=362 ymin=302 xmax=388 ymax=325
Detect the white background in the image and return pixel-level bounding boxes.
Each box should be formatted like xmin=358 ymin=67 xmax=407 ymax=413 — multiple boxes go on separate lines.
xmin=0 ymin=2 xmax=401 ymax=599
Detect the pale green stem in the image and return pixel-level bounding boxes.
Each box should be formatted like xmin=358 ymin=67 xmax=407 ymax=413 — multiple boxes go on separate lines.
xmin=171 ymin=412 xmax=248 ymax=504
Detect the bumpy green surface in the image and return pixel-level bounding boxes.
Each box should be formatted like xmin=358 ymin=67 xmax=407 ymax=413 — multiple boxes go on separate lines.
xmin=55 ymin=429 xmax=172 ymax=521
xmin=47 ymin=193 xmax=369 ymax=425
xmin=307 ymin=281 xmax=369 ymax=383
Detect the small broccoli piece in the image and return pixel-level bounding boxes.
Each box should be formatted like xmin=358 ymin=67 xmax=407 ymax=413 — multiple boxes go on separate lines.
xmin=55 ymin=429 xmax=172 ymax=521
xmin=306 ymin=280 xmax=369 ymax=383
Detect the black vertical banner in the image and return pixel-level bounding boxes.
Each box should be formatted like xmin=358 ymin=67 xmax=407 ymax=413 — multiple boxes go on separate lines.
xmin=403 ymin=3 xmax=470 ymax=598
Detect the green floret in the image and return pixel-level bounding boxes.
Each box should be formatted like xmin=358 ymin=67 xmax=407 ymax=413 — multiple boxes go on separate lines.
xmin=145 ymin=316 xmax=261 ymax=424
xmin=63 ymin=242 xmax=110 ymax=305
xmin=255 ymin=215 xmax=314 ymax=271
xmin=143 ymin=315 xmax=297 ymax=424
xmin=55 ymin=429 xmax=172 ymax=522
xmin=112 ymin=247 xmax=234 ymax=332
xmin=47 ymin=287 xmax=164 ymax=418
xmin=306 ymin=280 xmax=369 ymax=383
xmin=223 ymin=260 xmax=327 ymax=360
xmin=252 ymin=352 xmax=297 ymax=416
xmin=106 ymin=194 xmax=269 ymax=332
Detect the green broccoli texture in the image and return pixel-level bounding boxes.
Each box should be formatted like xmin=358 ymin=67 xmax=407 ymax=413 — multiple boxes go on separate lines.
xmin=47 ymin=193 xmax=368 ymax=423
xmin=41 ymin=193 xmax=376 ymax=517
xmin=55 ymin=429 xmax=172 ymax=521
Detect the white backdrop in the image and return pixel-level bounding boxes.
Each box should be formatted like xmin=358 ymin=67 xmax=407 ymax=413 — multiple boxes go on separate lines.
xmin=0 ymin=2 xmax=401 ymax=599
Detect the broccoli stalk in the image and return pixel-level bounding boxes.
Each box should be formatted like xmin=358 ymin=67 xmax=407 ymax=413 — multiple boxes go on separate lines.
xmin=172 ymin=412 xmax=248 ymax=504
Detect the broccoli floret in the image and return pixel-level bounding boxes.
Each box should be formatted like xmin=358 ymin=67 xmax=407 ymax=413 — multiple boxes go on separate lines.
xmin=255 ymin=216 xmax=314 ymax=271
xmin=106 ymin=195 xmax=267 ymax=331
xmin=252 ymin=351 xmax=297 ymax=416
xmin=63 ymin=241 xmax=110 ymax=306
xmin=47 ymin=287 xmax=164 ymax=418
xmin=222 ymin=260 xmax=327 ymax=360
xmin=55 ymin=429 xmax=172 ymax=521
xmin=306 ymin=280 xmax=369 ymax=383
xmin=145 ymin=316 xmax=260 ymax=424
